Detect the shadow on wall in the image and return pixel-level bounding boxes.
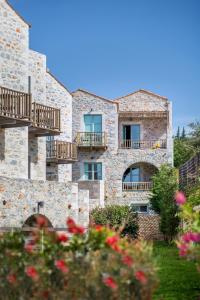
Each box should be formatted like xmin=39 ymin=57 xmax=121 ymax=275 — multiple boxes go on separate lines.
xmin=0 ymin=129 xmax=5 ymax=160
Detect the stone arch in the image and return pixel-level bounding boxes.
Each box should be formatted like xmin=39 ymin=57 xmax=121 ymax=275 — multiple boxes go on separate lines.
xmin=23 ymin=214 xmax=53 ymax=229
xmin=122 ymin=162 xmax=158 ymax=183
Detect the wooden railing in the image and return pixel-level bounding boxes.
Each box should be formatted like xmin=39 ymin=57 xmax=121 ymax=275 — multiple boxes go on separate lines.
xmin=46 ymin=140 xmax=77 ymax=161
xmin=120 ymin=139 xmax=167 ymax=149
xmin=0 ymin=86 xmax=32 ymax=120
xmin=76 ymin=132 xmax=107 ymax=147
xmin=122 ymin=182 xmax=153 ymax=191
xmin=32 ymin=103 xmax=60 ymax=132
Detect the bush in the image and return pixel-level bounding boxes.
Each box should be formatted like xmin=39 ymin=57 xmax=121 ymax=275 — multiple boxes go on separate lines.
xmin=185 ymin=184 xmax=200 ymax=206
xmin=0 ymin=216 xmax=156 ymax=300
xmin=90 ymin=205 xmax=138 ymax=238
xmin=150 ymin=165 xmax=179 ymax=242
xmin=175 ymin=192 xmax=200 ymax=271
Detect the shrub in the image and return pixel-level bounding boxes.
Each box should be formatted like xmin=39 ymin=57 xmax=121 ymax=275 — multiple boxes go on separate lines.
xmin=150 ymin=165 xmax=179 ymax=242
xmin=175 ymin=192 xmax=200 ymax=271
xmin=0 ymin=216 xmax=156 ymax=300
xmin=185 ymin=184 xmax=200 ymax=206
xmin=90 ymin=205 xmax=138 ymax=238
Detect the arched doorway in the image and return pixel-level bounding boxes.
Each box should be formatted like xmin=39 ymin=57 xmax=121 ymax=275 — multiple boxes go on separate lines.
xmin=122 ymin=162 xmax=158 ymax=191
xmin=23 ymin=214 xmax=53 ymax=229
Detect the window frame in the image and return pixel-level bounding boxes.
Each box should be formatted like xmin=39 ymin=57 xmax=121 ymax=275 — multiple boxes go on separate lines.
xmin=84 ymin=162 xmax=102 ymax=180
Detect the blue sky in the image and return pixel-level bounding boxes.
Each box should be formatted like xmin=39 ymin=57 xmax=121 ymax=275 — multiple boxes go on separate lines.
xmin=10 ymin=0 xmax=200 ymax=134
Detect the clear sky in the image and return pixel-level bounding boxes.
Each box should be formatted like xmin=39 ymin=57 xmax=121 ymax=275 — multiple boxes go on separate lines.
xmin=10 ymin=0 xmax=200 ymax=134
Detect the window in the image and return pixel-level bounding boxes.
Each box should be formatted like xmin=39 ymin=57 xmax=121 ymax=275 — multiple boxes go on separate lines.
xmin=84 ymin=115 xmax=102 ymax=132
xmin=133 ymin=205 xmax=148 ymax=213
xmin=123 ymin=124 xmax=140 ymax=148
xmin=84 ymin=162 xmax=102 ymax=180
xmin=123 ymin=167 xmax=140 ymax=182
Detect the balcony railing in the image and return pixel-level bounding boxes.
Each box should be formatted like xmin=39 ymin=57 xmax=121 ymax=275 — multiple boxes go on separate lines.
xmin=46 ymin=140 xmax=77 ymax=163
xmin=120 ymin=139 xmax=167 ymax=149
xmin=31 ymin=103 xmax=61 ymax=136
xmin=122 ymin=182 xmax=153 ymax=191
xmin=76 ymin=132 xmax=107 ymax=149
xmin=0 ymin=86 xmax=32 ymax=127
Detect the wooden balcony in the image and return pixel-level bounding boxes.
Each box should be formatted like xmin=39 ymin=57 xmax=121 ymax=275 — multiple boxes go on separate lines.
xmin=76 ymin=132 xmax=107 ymax=150
xmin=46 ymin=140 xmax=77 ymax=164
xmin=0 ymin=86 xmax=32 ymax=128
xmin=122 ymin=182 xmax=153 ymax=191
xmin=120 ymin=139 xmax=167 ymax=149
xmin=30 ymin=103 xmax=61 ymax=136
xmin=119 ymin=111 xmax=168 ymax=119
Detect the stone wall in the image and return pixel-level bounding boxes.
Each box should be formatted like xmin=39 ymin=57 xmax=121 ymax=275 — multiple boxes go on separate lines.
xmin=137 ymin=214 xmax=163 ymax=240
xmin=0 ymin=0 xmax=29 ymax=179
xmin=78 ymin=180 xmax=105 ymax=210
xmin=72 ymin=89 xmax=173 ymax=207
xmin=46 ymin=72 xmax=73 ymax=182
xmin=0 ymin=176 xmax=89 ymax=228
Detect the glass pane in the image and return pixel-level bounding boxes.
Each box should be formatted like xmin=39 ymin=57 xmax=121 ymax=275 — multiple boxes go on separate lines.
xmin=131 ymin=167 xmax=140 ymax=182
xmin=123 ymin=168 xmax=131 ymax=182
xmin=84 ymin=115 xmax=102 ymax=132
xmin=131 ymin=125 xmax=140 ymax=141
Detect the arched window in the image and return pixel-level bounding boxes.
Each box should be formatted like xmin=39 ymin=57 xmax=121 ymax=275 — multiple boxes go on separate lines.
xmin=123 ymin=166 xmax=140 ymax=182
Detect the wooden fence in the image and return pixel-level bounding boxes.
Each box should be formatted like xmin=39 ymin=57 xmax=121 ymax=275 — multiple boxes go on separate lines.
xmin=179 ymin=153 xmax=200 ymax=189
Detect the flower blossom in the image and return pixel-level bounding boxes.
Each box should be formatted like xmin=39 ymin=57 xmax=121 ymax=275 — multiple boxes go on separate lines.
xmin=135 ymin=270 xmax=148 ymax=284
xmin=177 ymin=243 xmax=189 ymax=256
xmin=122 ymin=255 xmax=134 ymax=267
xmin=25 ymin=266 xmax=39 ymax=280
xmin=55 ymin=259 xmax=69 ymax=273
xmin=175 ymin=191 xmax=186 ymax=206
xmin=105 ymin=235 xmax=121 ymax=253
xmin=7 ymin=273 xmax=17 ymax=284
xmin=66 ymin=217 xmax=85 ymax=235
xmin=103 ymin=276 xmax=118 ymax=290
xmin=36 ymin=215 xmax=47 ymax=227
xmin=57 ymin=233 xmax=69 ymax=243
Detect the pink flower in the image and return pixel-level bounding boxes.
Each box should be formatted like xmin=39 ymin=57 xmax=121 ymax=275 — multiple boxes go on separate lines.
xmin=103 ymin=276 xmax=118 ymax=290
xmin=175 ymin=191 xmax=186 ymax=205
xmin=135 ymin=270 xmax=148 ymax=284
xmin=122 ymin=255 xmax=134 ymax=267
xmin=66 ymin=217 xmax=85 ymax=235
xmin=55 ymin=259 xmax=69 ymax=273
xmin=177 ymin=243 xmax=189 ymax=256
xmin=106 ymin=235 xmax=119 ymax=246
xmin=57 ymin=233 xmax=69 ymax=243
xmin=182 ymin=232 xmax=200 ymax=243
xmin=7 ymin=273 xmax=17 ymax=284
xmin=25 ymin=266 xmax=39 ymax=280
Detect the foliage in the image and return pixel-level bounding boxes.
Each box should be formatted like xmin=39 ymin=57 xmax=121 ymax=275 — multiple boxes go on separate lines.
xmin=175 ymin=192 xmax=200 ymax=271
xmin=150 ymin=165 xmax=179 ymax=242
xmin=90 ymin=205 xmax=138 ymax=238
xmin=185 ymin=184 xmax=200 ymax=206
xmin=0 ymin=216 xmax=156 ymax=300
xmin=174 ymin=138 xmax=196 ymax=168
xmin=188 ymin=120 xmax=200 ymax=149
xmin=153 ymin=241 xmax=200 ymax=300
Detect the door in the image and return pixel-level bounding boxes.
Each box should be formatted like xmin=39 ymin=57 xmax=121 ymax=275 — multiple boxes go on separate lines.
xmin=84 ymin=115 xmax=102 ymax=145
xmin=123 ymin=124 xmax=140 ymax=148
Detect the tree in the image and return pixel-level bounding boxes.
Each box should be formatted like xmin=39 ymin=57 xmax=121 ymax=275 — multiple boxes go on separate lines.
xmin=150 ymin=165 xmax=179 ymax=242
xmin=181 ymin=127 xmax=186 ymax=139
xmin=176 ymin=126 xmax=180 ymax=139
xmin=188 ymin=121 xmax=200 ymax=149
xmin=174 ymin=139 xmax=196 ymax=168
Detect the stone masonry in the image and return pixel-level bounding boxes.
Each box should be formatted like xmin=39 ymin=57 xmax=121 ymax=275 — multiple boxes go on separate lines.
xmin=72 ymin=89 xmax=173 ymax=208
xmin=0 ymin=0 xmax=90 ymax=229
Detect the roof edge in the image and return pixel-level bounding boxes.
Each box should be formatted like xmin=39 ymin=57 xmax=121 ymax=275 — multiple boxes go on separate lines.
xmin=114 ymin=89 xmax=168 ymax=101
xmin=46 ymin=70 xmax=71 ymax=95
xmin=72 ymin=89 xmax=118 ymax=105
xmin=6 ymin=0 xmax=31 ymax=28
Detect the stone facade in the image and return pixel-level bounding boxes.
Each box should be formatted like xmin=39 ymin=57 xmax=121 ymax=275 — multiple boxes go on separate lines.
xmin=0 ymin=0 xmax=90 ymax=229
xmin=72 ymin=89 xmax=173 ymax=209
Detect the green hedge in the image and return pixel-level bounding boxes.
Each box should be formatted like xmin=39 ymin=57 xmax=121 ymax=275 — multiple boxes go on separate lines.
xmin=90 ymin=205 xmax=138 ymax=238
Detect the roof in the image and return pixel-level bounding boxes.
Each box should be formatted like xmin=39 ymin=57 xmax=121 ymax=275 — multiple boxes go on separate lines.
xmin=72 ymin=89 xmax=118 ymax=105
xmin=114 ymin=89 xmax=168 ymax=101
xmin=47 ymin=70 xmax=71 ymax=95
xmin=6 ymin=0 xmax=31 ymax=27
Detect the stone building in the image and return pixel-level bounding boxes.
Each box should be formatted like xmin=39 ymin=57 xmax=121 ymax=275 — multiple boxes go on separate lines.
xmin=0 ymin=0 xmax=173 ymax=231
xmin=0 ymin=0 xmax=89 ymax=229
xmin=72 ymin=89 xmax=173 ymax=213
